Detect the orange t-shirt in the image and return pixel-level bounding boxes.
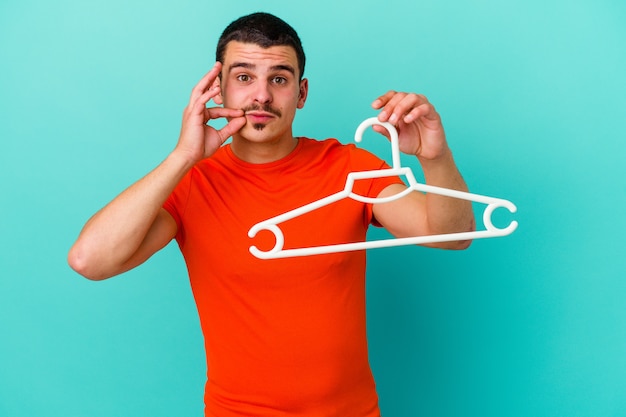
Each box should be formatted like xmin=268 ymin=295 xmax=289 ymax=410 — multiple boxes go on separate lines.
xmin=163 ymin=137 xmax=403 ymax=417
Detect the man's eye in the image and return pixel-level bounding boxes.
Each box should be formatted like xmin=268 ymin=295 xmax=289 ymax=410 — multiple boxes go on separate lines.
xmin=237 ymin=74 xmax=251 ymax=82
xmin=272 ymin=77 xmax=287 ymax=85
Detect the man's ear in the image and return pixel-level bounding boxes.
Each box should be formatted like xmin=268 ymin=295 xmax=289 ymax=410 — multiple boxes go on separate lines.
xmin=297 ymin=78 xmax=308 ymax=109
xmin=212 ymin=77 xmax=223 ymax=105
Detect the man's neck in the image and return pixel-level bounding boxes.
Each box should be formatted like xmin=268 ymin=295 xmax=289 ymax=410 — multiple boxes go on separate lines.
xmin=230 ymin=135 xmax=299 ymax=164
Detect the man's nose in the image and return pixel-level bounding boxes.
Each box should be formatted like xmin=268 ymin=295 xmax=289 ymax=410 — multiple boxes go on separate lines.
xmin=253 ymin=80 xmax=272 ymax=104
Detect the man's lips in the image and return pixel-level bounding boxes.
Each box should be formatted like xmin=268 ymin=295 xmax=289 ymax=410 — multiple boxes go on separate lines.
xmin=242 ymin=104 xmax=282 ymax=118
xmin=245 ymin=111 xmax=275 ymax=122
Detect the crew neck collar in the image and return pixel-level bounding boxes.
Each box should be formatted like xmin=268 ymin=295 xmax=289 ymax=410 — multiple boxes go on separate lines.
xmin=224 ymin=138 xmax=304 ymax=169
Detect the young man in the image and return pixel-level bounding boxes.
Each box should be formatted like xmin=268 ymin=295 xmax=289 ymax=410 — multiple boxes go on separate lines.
xmin=68 ymin=12 xmax=474 ymax=417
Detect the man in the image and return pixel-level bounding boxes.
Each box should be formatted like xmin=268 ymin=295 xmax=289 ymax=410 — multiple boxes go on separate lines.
xmin=68 ymin=12 xmax=474 ymax=417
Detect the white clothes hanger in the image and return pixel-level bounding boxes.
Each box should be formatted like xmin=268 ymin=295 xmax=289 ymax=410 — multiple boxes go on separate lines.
xmin=248 ymin=117 xmax=518 ymax=259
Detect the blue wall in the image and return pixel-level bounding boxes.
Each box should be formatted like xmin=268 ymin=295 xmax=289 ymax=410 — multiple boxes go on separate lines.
xmin=1 ymin=1 xmax=624 ymax=416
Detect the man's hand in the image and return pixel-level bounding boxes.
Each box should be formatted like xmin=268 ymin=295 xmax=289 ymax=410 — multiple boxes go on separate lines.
xmin=372 ymin=91 xmax=449 ymax=161
xmin=69 ymin=63 xmax=248 ymax=280
xmin=175 ymin=62 xmax=246 ymax=164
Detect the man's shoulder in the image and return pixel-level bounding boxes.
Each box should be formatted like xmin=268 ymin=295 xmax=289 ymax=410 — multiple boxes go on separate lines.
xmin=299 ymin=136 xmax=341 ymax=146
xmin=298 ymin=136 xmax=360 ymax=153
xmin=298 ymin=136 xmax=385 ymax=169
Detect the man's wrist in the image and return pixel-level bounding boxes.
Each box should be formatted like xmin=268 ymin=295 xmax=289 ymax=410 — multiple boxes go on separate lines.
xmin=167 ymin=149 xmax=199 ymax=174
xmin=416 ymin=146 xmax=454 ymax=167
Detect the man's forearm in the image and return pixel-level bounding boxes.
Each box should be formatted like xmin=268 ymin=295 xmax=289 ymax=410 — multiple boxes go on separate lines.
xmin=420 ymin=150 xmax=476 ymax=248
xmin=68 ymin=151 xmax=194 ymax=279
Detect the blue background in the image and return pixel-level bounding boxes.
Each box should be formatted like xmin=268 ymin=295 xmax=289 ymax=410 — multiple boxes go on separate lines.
xmin=1 ymin=0 xmax=625 ymax=416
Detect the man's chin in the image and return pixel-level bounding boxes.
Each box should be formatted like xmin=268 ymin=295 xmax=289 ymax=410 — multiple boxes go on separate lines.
xmin=236 ymin=124 xmax=274 ymax=142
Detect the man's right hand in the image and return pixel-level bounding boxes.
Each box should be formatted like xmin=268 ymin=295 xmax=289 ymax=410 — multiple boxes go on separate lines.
xmin=68 ymin=62 xmax=247 ymax=280
xmin=175 ymin=61 xmax=246 ymax=165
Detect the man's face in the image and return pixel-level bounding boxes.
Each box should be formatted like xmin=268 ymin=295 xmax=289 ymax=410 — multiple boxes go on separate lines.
xmin=219 ymin=41 xmax=308 ymax=146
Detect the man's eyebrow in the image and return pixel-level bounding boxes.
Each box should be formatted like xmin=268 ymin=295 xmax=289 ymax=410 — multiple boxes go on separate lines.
xmin=271 ymin=64 xmax=295 ymax=75
xmin=228 ymin=62 xmax=255 ymax=72
xmin=228 ymin=62 xmax=295 ymax=76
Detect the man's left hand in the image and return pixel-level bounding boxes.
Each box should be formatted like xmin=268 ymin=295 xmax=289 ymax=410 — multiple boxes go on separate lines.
xmin=372 ymin=91 xmax=450 ymax=161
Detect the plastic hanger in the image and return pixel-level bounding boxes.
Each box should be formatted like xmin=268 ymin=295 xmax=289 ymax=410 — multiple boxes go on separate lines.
xmin=248 ymin=117 xmax=518 ymax=259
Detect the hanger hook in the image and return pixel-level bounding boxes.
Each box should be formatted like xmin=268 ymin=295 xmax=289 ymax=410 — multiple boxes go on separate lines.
xmin=354 ymin=117 xmax=401 ymax=169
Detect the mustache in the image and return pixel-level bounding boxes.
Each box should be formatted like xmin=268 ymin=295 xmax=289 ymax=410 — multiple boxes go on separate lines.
xmin=242 ymin=104 xmax=282 ymax=118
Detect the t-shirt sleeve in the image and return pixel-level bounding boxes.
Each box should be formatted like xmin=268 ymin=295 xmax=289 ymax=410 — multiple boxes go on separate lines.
xmin=348 ymin=146 xmax=405 ymax=227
